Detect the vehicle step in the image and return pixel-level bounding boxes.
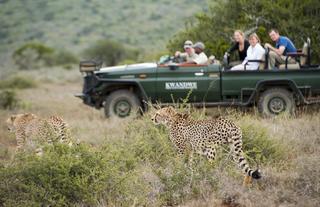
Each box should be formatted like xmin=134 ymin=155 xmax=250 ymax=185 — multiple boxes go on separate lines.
xmin=306 ymin=96 xmax=320 ymax=103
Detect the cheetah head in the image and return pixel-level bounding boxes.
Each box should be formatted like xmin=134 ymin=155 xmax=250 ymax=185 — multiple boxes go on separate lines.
xmin=6 ymin=113 xmax=37 ymax=132
xmin=5 ymin=115 xmax=17 ymax=132
xmin=152 ymin=107 xmax=190 ymax=127
xmin=151 ymin=106 xmax=177 ymax=126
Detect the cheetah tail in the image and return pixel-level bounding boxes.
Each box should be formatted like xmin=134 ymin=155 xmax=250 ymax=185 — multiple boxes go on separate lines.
xmin=251 ymin=169 xmax=261 ymax=179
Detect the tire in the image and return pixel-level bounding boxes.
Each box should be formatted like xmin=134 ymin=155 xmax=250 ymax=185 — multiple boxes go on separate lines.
xmin=104 ymin=90 xmax=141 ymax=118
xmin=258 ymin=88 xmax=295 ymax=117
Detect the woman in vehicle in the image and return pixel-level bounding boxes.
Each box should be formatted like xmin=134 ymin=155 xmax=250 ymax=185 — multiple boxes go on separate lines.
xmin=231 ymin=33 xmax=265 ymax=71
xmin=225 ymin=30 xmax=250 ymax=66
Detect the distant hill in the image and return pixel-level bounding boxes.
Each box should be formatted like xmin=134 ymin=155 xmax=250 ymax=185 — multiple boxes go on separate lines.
xmin=0 ymin=0 xmax=207 ymax=60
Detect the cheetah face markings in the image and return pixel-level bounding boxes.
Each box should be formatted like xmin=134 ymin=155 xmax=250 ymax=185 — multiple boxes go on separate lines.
xmin=151 ymin=107 xmax=176 ymax=126
xmin=6 ymin=116 xmax=15 ymax=132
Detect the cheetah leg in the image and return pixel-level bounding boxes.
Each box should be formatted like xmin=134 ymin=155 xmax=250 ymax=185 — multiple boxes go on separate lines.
xmin=15 ymin=129 xmax=26 ymax=152
xmin=187 ymin=151 xmax=195 ymax=188
xmin=187 ymin=151 xmax=195 ymax=170
xmin=242 ymin=175 xmax=252 ymax=187
xmin=204 ymin=146 xmax=216 ymax=164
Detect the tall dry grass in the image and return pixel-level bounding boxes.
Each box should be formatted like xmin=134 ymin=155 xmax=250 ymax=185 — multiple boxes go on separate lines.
xmin=0 ymin=67 xmax=319 ymax=206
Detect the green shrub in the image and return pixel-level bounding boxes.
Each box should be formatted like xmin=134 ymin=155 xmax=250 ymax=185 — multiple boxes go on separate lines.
xmin=0 ymin=90 xmax=19 ymax=110
xmin=0 ymin=144 xmax=109 ymax=206
xmin=0 ymin=76 xmax=37 ymax=89
xmin=241 ymin=123 xmax=286 ymax=165
xmin=12 ymin=42 xmax=54 ymax=70
xmin=83 ymin=40 xmax=140 ymax=66
xmin=44 ymin=50 xmax=79 ymax=67
xmin=12 ymin=43 xmax=78 ymax=69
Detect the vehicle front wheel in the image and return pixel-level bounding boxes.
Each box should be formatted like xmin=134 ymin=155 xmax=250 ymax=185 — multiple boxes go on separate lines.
xmin=258 ymin=88 xmax=295 ymax=117
xmin=104 ymin=90 xmax=141 ymax=118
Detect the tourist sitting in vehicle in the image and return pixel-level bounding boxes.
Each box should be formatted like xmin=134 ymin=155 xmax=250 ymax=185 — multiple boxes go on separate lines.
xmin=187 ymin=42 xmax=208 ymax=65
xmin=231 ymin=33 xmax=265 ymax=71
xmin=224 ymin=30 xmax=250 ymax=66
xmin=174 ymin=40 xmax=198 ymax=63
xmin=264 ymin=28 xmax=297 ymax=69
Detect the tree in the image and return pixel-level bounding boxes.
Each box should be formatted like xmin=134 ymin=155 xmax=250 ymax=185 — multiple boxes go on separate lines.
xmin=83 ymin=40 xmax=140 ymax=66
xmin=167 ymin=0 xmax=320 ymax=63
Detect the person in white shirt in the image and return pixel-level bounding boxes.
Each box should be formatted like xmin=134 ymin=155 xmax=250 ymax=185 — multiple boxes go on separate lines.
xmin=231 ymin=33 xmax=265 ymax=71
xmin=189 ymin=42 xmax=208 ymax=65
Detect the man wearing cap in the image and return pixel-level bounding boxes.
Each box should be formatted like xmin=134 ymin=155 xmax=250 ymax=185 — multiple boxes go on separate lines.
xmin=189 ymin=42 xmax=208 ymax=65
xmin=174 ymin=40 xmax=198 ymax=63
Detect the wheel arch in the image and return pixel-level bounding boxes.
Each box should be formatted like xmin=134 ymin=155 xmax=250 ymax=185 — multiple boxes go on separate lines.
xmin=254 ymin=79 xmax=304 ymax=104
xmin=99 ymin=80 xmax=148 ymax=111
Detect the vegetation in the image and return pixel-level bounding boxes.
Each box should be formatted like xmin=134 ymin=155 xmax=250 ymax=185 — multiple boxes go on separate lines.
xmin=0 ymin=0 xmax=206 ymax=64
xmin=0 ymin=110 xmax=288 ymax=206
xmin=1 ymin=71 xmax=319 ymax=206
xmin=12 ymin=42 xmax=78 ymax=69
xmin=167 ymin=0 xmax=320 ymax=63
xmin=83 ymin=39 xmax=140 ymax=66
xmin=0 ymin=90 xmax=19 ymax=110
xmin=0 ymin=75 xmax=37 ymax=89
xmin=1 ymin=0 xmax=320 ymax=206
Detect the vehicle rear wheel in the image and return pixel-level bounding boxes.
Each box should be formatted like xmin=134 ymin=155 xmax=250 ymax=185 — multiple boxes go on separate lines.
xmin=258 ymin=88 xmax=295 ymax=117
xmin=104 ymin=90 xmax=141 ymax=118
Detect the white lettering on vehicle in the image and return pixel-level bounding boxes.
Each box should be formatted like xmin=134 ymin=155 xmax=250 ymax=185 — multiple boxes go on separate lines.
xmin=165 ymin=82 xmax=197 ymax=90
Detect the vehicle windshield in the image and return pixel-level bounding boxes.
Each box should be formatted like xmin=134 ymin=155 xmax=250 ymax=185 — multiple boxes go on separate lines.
xmin=158 ymin=55 xmax=171 ymax=64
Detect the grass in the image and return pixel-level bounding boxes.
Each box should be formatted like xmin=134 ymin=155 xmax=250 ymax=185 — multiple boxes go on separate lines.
xmin=0 ymin=68 xmax=319 ymax=206
xmin=0 ymin=75 xmax=37 ymax=89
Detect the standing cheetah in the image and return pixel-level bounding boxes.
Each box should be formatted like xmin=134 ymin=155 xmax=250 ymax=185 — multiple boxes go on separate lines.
xmin=6 ymin=113 xmax=72 ymax=153
xmin=151 ymin=107 xmax=261 ymax=182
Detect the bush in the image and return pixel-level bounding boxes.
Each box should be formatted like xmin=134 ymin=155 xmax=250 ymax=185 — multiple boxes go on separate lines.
xmin=241 ymin=123 xmax=286 ymax=165
xmin=44 ymin=50 xmax=79 ymax=67
xmin=12 ymin=42 xmax=78 ymax=69
xmin=83 ymin=39 xmax=140 ymax=66
xmin=0 ymin=76 xmax=37 ymax=90
xmin=12 ymin=42 xmax=54 ymax=70
xmin=0 ymin=90 xmax=20 ymax=110
xmin=0 ymin=144 xmax=110 ymax=206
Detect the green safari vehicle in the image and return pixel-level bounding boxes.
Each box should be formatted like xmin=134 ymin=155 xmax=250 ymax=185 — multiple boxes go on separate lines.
xmin=76 ymin=39 xmax=320 ymax=118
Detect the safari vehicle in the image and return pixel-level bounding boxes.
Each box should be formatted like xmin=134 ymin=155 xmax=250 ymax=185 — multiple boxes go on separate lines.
xmin=76 ymin=38 xmax=320 ymax=118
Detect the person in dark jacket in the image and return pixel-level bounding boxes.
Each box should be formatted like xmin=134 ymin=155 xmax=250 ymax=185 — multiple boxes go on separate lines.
xmin=224 ymin=30 xmax=250 ymax=66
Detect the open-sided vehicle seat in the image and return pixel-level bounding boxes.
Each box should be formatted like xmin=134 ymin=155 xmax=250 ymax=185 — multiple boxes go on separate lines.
xmin=279 ymin=38 xmax=311 ymax=70
xmin=243 ymin=48 xmax=269 ymax=70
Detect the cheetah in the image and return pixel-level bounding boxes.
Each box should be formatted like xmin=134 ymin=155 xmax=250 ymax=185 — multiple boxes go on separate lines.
xmin=6 ymin=113 xmax=72 ymax=154
xmin=151 ymin=107 xmax=261 ymax=183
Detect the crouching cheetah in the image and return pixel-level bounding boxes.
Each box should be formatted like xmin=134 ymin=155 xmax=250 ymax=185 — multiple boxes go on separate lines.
xmin=151 ymin=107 xmax=261 ymax=183
xmin=6 ymin=113 xmax=73 ymax=154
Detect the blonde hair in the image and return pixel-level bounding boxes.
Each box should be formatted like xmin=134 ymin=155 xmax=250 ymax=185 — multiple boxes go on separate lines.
xmin=234 ymin=30 xmax=244 ymax=37
xmin=249 ymin=33 xmax=261 ymax=43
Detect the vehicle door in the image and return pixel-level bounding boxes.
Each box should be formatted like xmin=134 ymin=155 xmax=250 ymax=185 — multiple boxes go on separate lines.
xmin=155 ymin=63 xmax=211 ymax=103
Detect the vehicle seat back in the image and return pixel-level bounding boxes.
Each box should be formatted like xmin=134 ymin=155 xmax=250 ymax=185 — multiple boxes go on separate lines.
xmin=300 ymin=38 xmax=311 ymax=66
xmin=278 ymin=38 xmax=310 ymax=70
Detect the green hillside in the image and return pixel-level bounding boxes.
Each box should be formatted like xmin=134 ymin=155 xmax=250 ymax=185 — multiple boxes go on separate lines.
xmin=0 ymin=0 xmax=207 ymax=60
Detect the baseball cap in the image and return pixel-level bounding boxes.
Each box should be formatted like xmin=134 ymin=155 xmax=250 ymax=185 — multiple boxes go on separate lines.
xmin=193 ymin=42 xmax=205 ymax=50
xmin=183 ymin=40 xmax=193 ymax=49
